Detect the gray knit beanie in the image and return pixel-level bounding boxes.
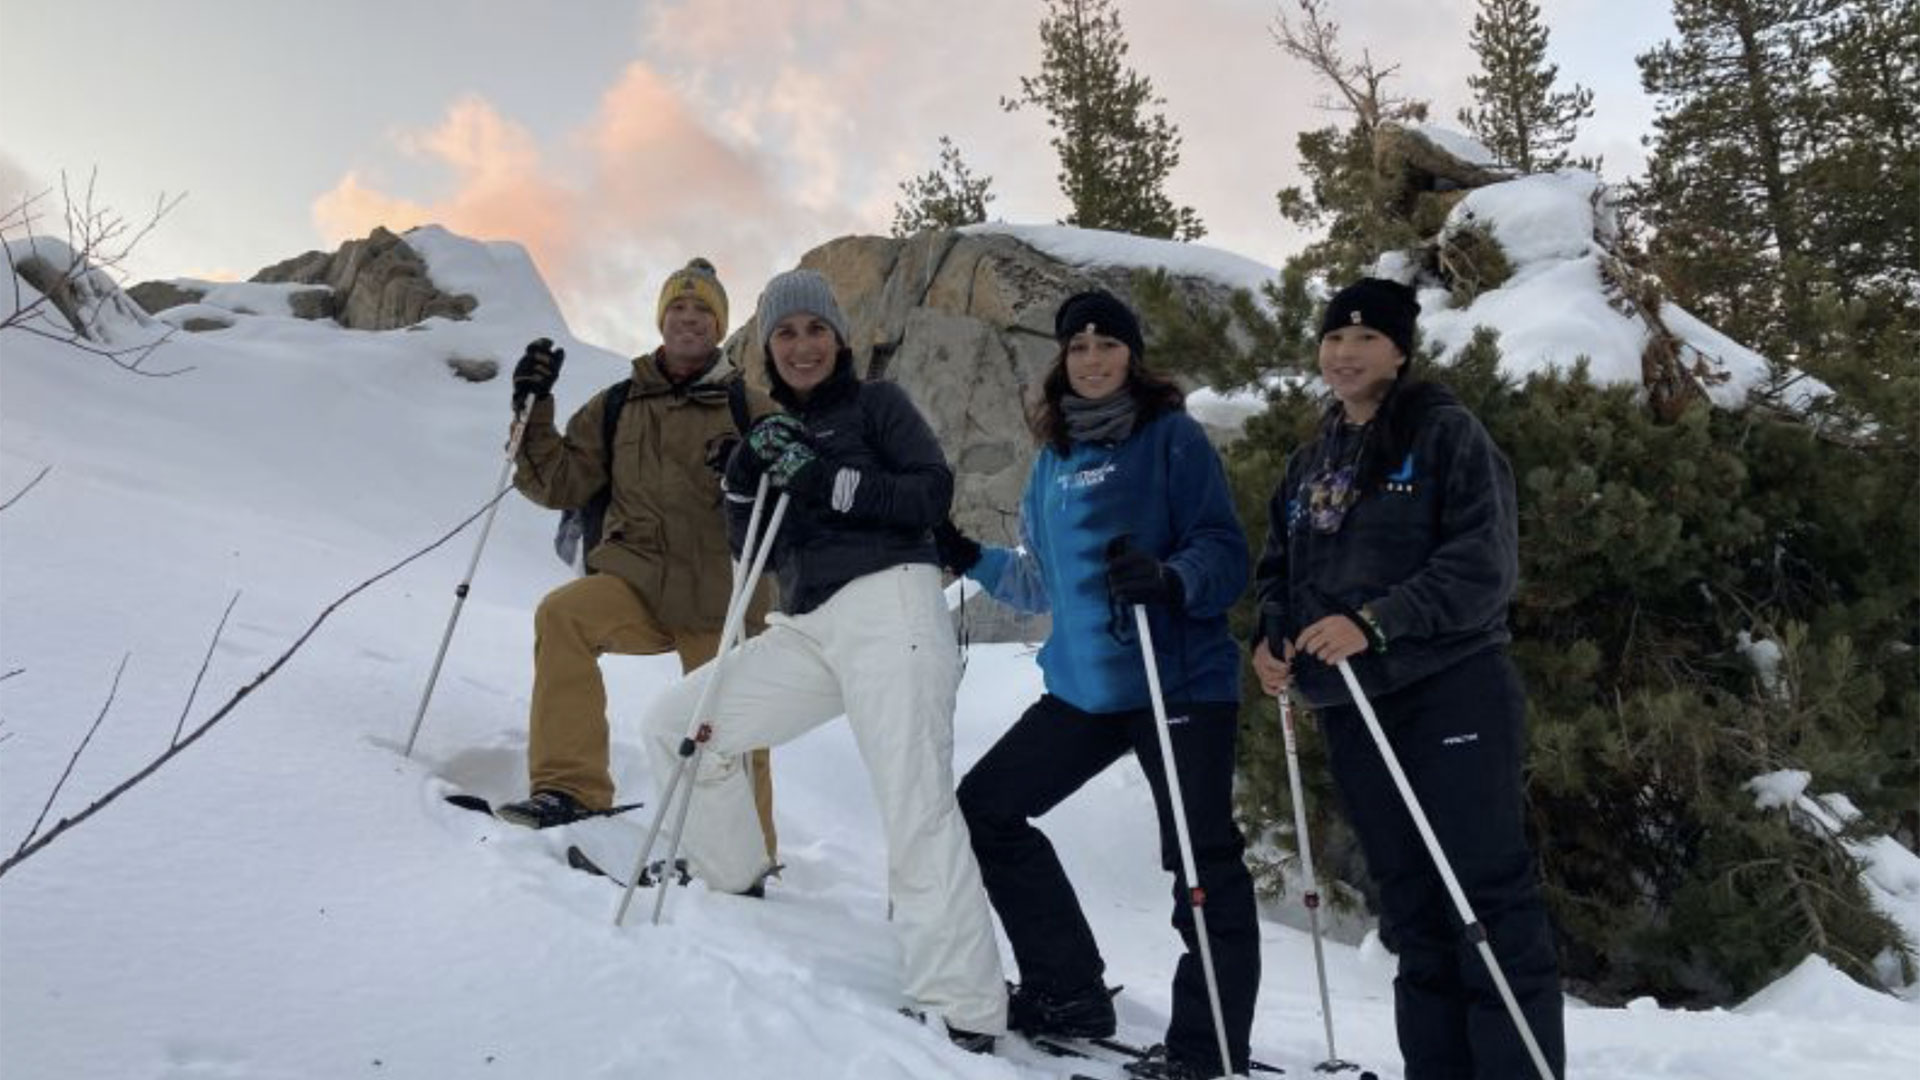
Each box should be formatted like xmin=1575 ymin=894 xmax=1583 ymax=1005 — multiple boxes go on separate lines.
xmin=756 ymin=269 xmax=851 ymax=353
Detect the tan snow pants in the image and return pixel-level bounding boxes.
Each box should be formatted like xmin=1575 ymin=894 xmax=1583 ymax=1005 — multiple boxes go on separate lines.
xmin=529 ymin=573 xmax=777 ymax=858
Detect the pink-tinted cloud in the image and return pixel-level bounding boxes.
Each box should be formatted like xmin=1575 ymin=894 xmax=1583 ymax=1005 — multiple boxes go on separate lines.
xmin=312 ymin=97 xmax=577 ymax=290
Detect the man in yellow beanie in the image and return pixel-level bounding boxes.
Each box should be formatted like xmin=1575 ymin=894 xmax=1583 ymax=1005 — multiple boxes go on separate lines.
xmin=498 ymin=258 xmax=780 ymax=876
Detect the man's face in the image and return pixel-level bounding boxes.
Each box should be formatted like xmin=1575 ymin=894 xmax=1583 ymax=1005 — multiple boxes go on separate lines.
xmin=659 ymin=296 xmax=720 ymax=366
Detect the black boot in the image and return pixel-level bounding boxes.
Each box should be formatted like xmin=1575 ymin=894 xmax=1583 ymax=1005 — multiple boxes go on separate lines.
xmin=1008 ymin=980 xmax=1117 ymax=1039
xmin=946 ymin=1026 xmax=996 ymax=1055
xmin=495 ymin=790 xmax=591 ymax=829
xmin=1122 ymin=1044 xmax=1214 ymax=1080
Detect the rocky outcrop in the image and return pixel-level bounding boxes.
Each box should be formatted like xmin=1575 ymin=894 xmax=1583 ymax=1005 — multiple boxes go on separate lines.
xmin=126 ymin=280 xmax=206 ymax=315
xmin=129 ymin=227 xmax=475 ymax=332
xmin=250 ymin=226 xmax=475 ymax=330
xmin=445 ymin=356 xmax=499 ymax=382
xmin=725 ymin=228 xmax=1249 ymax=640
xmin=1376 ymin=123 xmax=1516 ymax=235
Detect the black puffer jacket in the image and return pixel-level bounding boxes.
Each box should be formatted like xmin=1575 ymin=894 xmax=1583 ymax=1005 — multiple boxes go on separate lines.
xmin=1252 ymin=383 xmax=1518 ymax=708
xmin=727 ymin=352 xmax=951 ymax=615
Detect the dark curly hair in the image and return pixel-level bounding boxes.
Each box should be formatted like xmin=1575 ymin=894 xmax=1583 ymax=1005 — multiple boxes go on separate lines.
xmin=1027 ymin=343 xmax=1186 ymax=454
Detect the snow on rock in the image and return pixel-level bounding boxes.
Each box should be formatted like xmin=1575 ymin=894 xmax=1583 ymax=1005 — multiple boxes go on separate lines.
xmin=1412 ymin=124 xmax=1503 ymax=170
xmin=1414 ymin=172 xmax=1819 ymax=408
xmin=1417 ymin=253 xmax=1649 ymax=385
xmin=964 ymin=221 xmax=1279 ymax=298
xmin=1447 ymin=171 xmax=1607 ymax=265
xmin=403 ymin=224 xmax=569 ymax=329
xmin=2 ymin=233 xmax=163 ymax=346
xmin=178 ymin=279 xmax=323 ymax=317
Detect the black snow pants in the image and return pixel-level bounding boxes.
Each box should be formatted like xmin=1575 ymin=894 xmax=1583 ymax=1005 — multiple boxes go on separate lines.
xmin=1317 ymin=648 xmax=1565 ymax=1080
xmin=957 ymin=694 xmax=1258 ymax=1075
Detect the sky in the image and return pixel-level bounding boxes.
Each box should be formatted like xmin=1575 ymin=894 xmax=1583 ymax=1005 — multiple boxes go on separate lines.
xmin=0 ymin=0 xmax=1676 ymax=355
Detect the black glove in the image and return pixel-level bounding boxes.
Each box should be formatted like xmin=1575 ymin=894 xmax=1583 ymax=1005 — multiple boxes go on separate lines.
xmin=722 ymin=439 xmax=765 ymax=496
xmin=933 ymin=520 xmax=982 ymax=574
xmin=1104 ymin=538 xmax=1184 ymax=607
xmin=704 ymin=433 xmax=741 ymax=478
xmin=512 ymin=338 xmax=565 ymax=409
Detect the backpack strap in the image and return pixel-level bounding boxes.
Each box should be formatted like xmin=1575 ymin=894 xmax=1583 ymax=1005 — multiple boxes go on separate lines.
xmin=727 ymin=376 xmax=752 ymax=434
xmin=554 ymin=378 xmax=633 ymax=571
xmin=600 ymin=378 xmax=634 ymax=461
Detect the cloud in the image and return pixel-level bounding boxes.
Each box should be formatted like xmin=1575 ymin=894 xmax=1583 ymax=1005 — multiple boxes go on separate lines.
xmin=305 ymin=0 xmax=1658 ymax=353
xmin=312 ymin=97 xmax=577 ymax=286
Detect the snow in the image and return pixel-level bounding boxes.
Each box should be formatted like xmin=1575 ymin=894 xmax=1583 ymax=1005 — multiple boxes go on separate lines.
xmin=1412 ymin=172 xmax=1829 ymax=409
xmin=4 ymin=236 xmax=1918 ymax=1080
xmin=1746 ymin=769 xmax=1813 ymax=811
xmin=1735 ymin=630 xmax=1787 ymax=696
xmin=178 ymin=279 xmax=322 ymax=318
xmin=965 ymin=222 xmax=1280 ymax=299
xmin=1448 ymin=172 xmax=1604 ymax=265
xmin=1742 ymin=774 xmax=1920 ymax=996
xmin=2 ymin=233 xmax=162 ymax=346
xmin=1412 ymin=125 xmax=1504 ymax=171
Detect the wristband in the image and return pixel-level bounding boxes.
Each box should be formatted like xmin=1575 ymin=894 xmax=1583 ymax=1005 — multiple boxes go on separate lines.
xmin=1353 ymin=605 xmax=1388 ymax=653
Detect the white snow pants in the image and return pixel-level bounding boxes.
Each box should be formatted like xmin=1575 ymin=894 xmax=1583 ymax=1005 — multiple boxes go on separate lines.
xmin=641 ymin=563 xmax=1009 ymax=1035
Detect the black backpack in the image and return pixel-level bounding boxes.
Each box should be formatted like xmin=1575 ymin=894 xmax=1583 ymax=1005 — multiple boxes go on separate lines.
xmin=551 ymin=376 xmax=752 ymax=570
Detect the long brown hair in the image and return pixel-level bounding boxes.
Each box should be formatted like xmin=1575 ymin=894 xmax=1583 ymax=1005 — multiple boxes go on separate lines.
xmin=1027 ymin=344 xmax=1186 ymax=455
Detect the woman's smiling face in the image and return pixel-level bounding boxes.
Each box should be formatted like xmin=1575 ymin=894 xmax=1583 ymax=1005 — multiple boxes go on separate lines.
xmin=768 ymin=312 xmax=839 ymax=398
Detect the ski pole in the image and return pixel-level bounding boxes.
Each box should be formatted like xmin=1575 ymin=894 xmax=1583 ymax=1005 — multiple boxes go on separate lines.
xmin=638 ymin=486 xmax=787 ymax=926
xmin=1132 ymin=604 xmax=1242 ymax=1080
xmin=1275 ymin=688 xmax=1360 ymax=1075
xmin=646 ymin=488 xmax=787 ymax=926
xmin=1335 ymin=659 xmax=1556 ymax=1080
xmin=614 ymin=477 xmax=787 ymax=926
xmin=404 ymin=404 xmax=530 ymax=758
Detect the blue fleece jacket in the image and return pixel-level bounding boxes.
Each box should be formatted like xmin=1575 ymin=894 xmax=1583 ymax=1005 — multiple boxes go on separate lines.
xmin=969 ymin=410 xmax=1247 ymax=714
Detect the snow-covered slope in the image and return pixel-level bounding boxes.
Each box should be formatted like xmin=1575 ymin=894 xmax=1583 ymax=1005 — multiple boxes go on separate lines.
xmin=1 ymin=234 xmax=1915 ymax=1080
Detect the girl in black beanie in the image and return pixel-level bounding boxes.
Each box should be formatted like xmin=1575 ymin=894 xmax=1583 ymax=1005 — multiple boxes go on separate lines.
xmin=1250 ymin=277 xmax=1566 ymax=1079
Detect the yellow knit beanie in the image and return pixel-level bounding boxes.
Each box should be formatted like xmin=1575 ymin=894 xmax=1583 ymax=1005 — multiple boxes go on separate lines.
xmin=656 ymin=257 xmax=728 ymax=333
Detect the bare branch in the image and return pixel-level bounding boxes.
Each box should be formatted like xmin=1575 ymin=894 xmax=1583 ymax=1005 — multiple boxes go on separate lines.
xmin=1270 ymin=0 xmax=1420 ymax=136
xmin=0 ymin=466 xmax=51 ymax=513
xmin=0 ymin=487 xmax=513 ymax=881
xmin=15 ymin=652 xmax=130 ymax=856
xmin=173 ymin=592 xmax=240 ymax=746
xmin=0 ymin=669 xmax=23 ymax=683
xmin=1 ymin=168 xmax=189 ymax=374
xmin=5 ymin=320 xmax=189 ymax=376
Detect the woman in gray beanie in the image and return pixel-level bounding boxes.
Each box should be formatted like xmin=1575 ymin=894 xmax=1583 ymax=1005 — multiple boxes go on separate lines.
xmin=1251 ymin=276 xmax=1566 ymax=1079
xmin=639 ymin=268 xmax=1008 ymax=1054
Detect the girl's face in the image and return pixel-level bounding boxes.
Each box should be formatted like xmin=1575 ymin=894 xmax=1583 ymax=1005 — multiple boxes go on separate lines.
xmin=1318 ymin=325 xmax=1405 ymax=417
xmin=1064 ymin=330 xmax=1131 ymax=401
xmin=768 ymin=313 xmax=838 ymax=398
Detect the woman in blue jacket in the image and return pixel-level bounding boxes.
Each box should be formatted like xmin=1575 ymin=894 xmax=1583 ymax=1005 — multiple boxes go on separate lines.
xmin=1251 ymin=277 xmax=1563 ymax=1079
xmin=938 ymin=290 xmax=1256 ymax=1080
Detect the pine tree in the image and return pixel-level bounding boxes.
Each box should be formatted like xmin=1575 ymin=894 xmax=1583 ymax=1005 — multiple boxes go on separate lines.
xmin=1004 ymin=0 xmax=1205 ymax=240
xmin=890 ymin=136 xmax=997 ymax=237
xmin=1633 ymin=0 xmax=1828 ymax=361
xmin=1132 ymin=0 xmax=1919 ymax=1003
xmin=1456 ymin=0 xmax=1595 ymax=172
xmin=1270 ymin=0 xmax=1429 ymax=281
